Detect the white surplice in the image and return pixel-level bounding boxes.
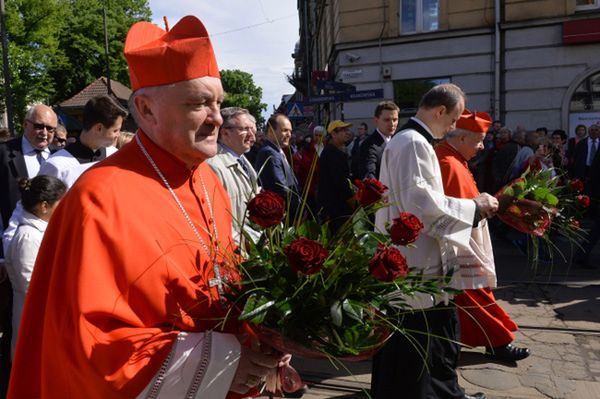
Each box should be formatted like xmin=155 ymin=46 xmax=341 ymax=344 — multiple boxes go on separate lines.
xmin=375 ymin=124 xmax=476 ymax=309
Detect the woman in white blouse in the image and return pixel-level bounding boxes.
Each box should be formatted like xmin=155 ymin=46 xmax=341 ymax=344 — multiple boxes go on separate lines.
xmin=5 ymin=175 xmax=66 ymax=357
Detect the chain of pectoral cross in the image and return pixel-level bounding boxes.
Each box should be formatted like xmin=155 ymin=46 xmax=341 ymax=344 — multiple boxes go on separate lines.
xmin=136 ymin=135 xmax=228 ymax=302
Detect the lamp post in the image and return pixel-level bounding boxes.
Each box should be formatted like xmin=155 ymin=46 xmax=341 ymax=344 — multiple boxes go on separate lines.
xmin=102 ymin=0 xmax=112 ymax=95
xmin=0 ymin=0 xmax=14 ymax=134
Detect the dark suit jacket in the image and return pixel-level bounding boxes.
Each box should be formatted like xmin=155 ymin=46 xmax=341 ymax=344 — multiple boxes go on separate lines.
xmin=0 ymin=137 xmax=28 ymax=231
xmin=570 ymin=138 xmax=599 ymax=181
xmin=255 ymin=140 xmax=301 ymax=215
xmin=358 ymin=130 xmax=386 ymax=179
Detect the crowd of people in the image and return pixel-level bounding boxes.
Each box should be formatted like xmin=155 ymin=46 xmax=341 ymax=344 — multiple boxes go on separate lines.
xmin=0 ymin=14 xmax=598 ymax=399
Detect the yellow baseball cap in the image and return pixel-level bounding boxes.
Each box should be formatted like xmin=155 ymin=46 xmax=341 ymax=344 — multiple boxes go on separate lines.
xmin=327 ymin=120 xmax=352 ymax=133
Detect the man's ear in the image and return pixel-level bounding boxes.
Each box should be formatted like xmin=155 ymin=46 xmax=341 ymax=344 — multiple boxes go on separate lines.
xmin=435 ymin=105 xmax=447 ymax=119
xmin=134 ymin=94 xmax=158 ymax=127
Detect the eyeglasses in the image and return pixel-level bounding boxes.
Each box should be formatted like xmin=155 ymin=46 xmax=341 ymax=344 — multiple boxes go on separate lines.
xmin=224 ymin=125 xmax=253 ymax=132
xmin=28 ymin=120 xmax=57 ymax=133
xmin=55 ymin=137 xmax=67 ymax=144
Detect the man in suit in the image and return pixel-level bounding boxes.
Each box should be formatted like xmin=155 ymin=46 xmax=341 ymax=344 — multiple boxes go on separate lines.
xmin=357 ymin=101 xmax=399 ymax=179
xmin=255 ymin=113 xmax=301 ymax=217
xmin=571 ymin=124 xmax=600 ymax=181
xmin=0 ymin=105 xmax=57 ymax=235
xmin=0 ymin=103 xmax=57 ymax=396
xmin=207 ymin=107 xmax=260 ymax=245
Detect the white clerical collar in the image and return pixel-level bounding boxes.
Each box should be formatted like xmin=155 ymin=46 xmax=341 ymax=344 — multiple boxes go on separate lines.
xmin=410 ymin=117 xmax=435 ymax=137
xmin=376 ymin=128 xmax=391 ymax=143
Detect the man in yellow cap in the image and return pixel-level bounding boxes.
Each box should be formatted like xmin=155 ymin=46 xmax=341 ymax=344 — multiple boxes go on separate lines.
xmin=9 ymin=16 xmax=283 ymax=399
xmin=317 ymin=120 xmax=355 ymax=232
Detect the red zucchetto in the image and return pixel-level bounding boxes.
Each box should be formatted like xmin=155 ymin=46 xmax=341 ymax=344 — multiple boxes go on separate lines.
xmin=124 ymin=15 xmax=220 ymax=90
xmin=456 ymin=109 xmax=492 ymax=134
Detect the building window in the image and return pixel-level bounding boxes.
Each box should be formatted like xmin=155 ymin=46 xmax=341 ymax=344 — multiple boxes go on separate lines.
xmin=400 ymin=0 xmax=439 ymax=34
xmin=569 ymin=71 xmax=600 ymax=112
xmin=576 ymin=0 xmax=600 ymax=11
xmin=393 ymin=77 xmax=450 ymax=118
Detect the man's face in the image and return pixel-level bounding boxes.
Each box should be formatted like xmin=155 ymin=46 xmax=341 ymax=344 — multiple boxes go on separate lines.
xmin=145 ymin=77 xmax=224 ymax=166
xmin=434 ymin=98 xmax=465 ymax=139
xmin=358 ymin=125 xmax=367 ymax=137
xmin=551 ymin=134 xmax=564 ymax=148
xmin=221 ymin=114 xmax=256 ymax=155
xmin=24 ymin=106 xmax=57 ymax=150
xmin=493 ymin=122 xmax=502 ymax=132
xmin=575 ymin=126 xmax=587 ymax=138
xmin=270 ymin=115 xmax=292 ymax=148
xmin=97 ymin=116 xmax=123 ymax=148
xmin=455 ymin=131 xmax=484 ymax=161
xmin=589 ymin=126 xmax=600 ymax=140
xmin=52 ymin=129 xmax=67 ymax=149
xmin=374 ymin=109 xmax=399 ymax=137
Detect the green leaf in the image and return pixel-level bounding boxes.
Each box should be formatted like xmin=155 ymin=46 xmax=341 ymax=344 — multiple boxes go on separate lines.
xmin=342 ymin=299 xmax=365 ymax=323
xmin=239 ymin=294 xmax=275 ymax=324
xmin=545 ymin=193 xmax=559 ymax=206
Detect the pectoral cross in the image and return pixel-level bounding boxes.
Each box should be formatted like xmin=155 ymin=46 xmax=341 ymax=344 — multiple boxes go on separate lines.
xmin=208 ymin=262 xmax=228 ymax=302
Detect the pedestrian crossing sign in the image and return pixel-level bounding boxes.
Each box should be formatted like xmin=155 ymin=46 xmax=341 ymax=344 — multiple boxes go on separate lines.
xmin=287 ymin=102 xmax=304 ymax=118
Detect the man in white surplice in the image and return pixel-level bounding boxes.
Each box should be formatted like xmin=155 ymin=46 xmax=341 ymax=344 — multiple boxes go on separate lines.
xmin=371 ymin=84 xmax=498 ymax=399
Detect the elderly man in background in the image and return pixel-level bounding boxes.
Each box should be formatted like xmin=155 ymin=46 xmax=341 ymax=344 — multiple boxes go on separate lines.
xmin=372 ymin=84 xmax=497 ymax=399
xmin=8 ymin=16 xmax=283 ymax=399
xmin=208 ymin=107 xmax=260 ymax=245
xmin=436 ymin=110 xmax=530 ymax=362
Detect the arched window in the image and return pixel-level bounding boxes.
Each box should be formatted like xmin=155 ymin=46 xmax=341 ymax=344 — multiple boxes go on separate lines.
xmin=570 ymin=71 xmax=600 ymax=112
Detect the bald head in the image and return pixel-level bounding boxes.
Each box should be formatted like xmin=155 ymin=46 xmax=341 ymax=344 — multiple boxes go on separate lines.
xmin=23 ymin=104 xmax=58 ymax=150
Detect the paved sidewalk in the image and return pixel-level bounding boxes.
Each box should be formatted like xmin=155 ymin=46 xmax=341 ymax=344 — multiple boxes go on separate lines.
xmin=290 ymin=229 xmax=600 ymax=398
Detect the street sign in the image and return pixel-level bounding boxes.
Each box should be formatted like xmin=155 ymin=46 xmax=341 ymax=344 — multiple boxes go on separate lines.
xmin=287 ymin=102 xmax=304 ymax=118
xmin=316 ymin=80 xmax=356 ymax=92
xmin=306 ymin=89 xmax=384 ymax=105
xmin=305 ymin=94 xmax=337 ymax=105
xmin=344 ymin=89 xmax=384 ymax=101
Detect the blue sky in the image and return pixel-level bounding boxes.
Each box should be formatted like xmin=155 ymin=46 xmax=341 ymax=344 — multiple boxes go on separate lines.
xmin=148 ymin=1 xmax=300 ymax=118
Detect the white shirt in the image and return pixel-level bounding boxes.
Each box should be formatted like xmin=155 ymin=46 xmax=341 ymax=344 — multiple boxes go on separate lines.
xmin=376 ymin=128 xmax=392 ymax=143
xmin=21 ymin=136 xmax=50 ymax=177
xmin=4 ymin=209 xmax=48 ymax=357
xmin=587 ymin=137 xmax=599 ymax=166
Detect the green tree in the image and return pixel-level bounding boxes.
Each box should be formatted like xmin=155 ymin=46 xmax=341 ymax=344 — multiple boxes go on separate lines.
xmin=2 ymin=0 xmax=66 ymax=130
xmin=48 ymin=0 xmax=151 ymax=104
xmin=220 ymin=69 xmax=267 ymax=126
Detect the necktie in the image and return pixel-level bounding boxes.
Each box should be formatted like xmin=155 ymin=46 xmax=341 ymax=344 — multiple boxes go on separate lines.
xmin=34 ymin=149 xmax=44 ymax=165
xmin=590 ymin=139 xmax=598 ymax=165
xmin=237 ymin=157 xmax=249 ymax=175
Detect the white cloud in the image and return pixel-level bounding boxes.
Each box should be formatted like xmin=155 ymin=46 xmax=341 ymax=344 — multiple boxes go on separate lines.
xmin=148 ymin=0 xmax=299 ymax=119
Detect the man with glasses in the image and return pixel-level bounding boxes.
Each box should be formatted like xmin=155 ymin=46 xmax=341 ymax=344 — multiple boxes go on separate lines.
xmin=0 ymin=104 xmax=57 ymax=234
xmin=0 ymin=104 xmax=57 ymax=396
xmin=207 ymin=107 xmax=260 ymax=246
xmin=50 ymin=124 xmax=68 ymax=151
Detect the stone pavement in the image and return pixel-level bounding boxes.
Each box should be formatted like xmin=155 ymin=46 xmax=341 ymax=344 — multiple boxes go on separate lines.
xmin=289 ymin=227 xmax=600 ymax=399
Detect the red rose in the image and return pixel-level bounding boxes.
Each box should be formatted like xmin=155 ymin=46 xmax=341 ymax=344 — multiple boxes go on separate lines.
xmin=577 ymin=194 xmax=591 ymax=208
xmin=284 ymin=237 xmax=328 ymax=275
xmin=369 ymin=244 xmax=408 ymax=282
xmin=570 ymin=179 xmax=584 ymax=193
xmin=355 ymin=178 xmax=388 ymax=207
xmin=247 ymin=191 xmax=285 ymax=228
xmin=388 ymin=212 xmax=424 ymax=246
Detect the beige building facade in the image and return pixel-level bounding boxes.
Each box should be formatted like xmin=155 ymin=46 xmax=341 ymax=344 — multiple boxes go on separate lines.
xmin=291 ymin=0 xmax=600 ymax=135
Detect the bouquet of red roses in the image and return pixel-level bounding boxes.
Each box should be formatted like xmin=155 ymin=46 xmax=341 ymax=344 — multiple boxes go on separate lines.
xmin=495 ymin=167 xmax=588 ymax=240
xmin=226 ymin=178 xmax=438 ymax=363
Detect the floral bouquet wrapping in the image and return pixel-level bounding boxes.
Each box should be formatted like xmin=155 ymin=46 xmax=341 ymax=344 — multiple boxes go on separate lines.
xmin=495 ymin=167 xmax=588 ymax=240
xmin=227 ymin=179 xmax=441 ymax=365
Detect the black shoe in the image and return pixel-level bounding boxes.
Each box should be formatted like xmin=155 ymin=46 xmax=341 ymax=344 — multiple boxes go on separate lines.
xmin=464 ymin=393 xmax=486 ymax=399
xmin=485 ymin=343 xmax=530 ymax=361
xmin=283 ymin=384 xmax=308 ymax=398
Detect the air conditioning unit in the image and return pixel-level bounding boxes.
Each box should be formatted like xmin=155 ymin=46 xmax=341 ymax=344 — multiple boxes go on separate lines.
xmin=382 ymin=66 xmax=392 ymax=79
